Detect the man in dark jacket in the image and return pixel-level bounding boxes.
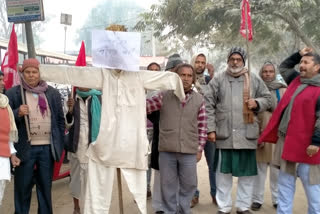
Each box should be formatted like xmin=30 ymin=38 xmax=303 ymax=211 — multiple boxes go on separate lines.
xmin=190 ymin=53 xmax=216 ymax=207
xmin=0 ymin=70 xmax=5 ymax=94
xmin=6 ymin=58 xmax=65 ymax=214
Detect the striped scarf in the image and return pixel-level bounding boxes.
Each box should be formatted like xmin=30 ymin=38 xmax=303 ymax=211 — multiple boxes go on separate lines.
xmin=227 ymin=68 xmax=254 ymax=124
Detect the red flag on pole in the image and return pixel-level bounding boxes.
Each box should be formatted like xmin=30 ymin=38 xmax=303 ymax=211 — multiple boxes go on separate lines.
xmin=71 ymin=41 xmax=87 ymax=95
xmin=75 ymin=41 xmax=86 ymax=66
xmin=1 ymin=24 xmax=19 ymax=89
xmin=240 ymin=0 xmax=253 ymax=41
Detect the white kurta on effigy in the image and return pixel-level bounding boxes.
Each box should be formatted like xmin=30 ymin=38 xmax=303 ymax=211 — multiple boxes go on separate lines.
xmin=39 ymin=65 xmax=185 ymax=170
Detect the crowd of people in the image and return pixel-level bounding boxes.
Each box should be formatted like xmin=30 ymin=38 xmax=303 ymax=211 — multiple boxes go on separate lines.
xmin=0 ymin=46 xmax=319 ymax=214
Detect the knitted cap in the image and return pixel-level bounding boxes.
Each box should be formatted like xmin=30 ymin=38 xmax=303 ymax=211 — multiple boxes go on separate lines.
xmin=0 ymin=70 xmax=3 ymax=76
xmin=165 ymin=54 xmax=183 ymax=71
xmin=21 ymin=58 xmax=40 ymax=72
xmin=227 ymin=47 xmax=247 ymax=65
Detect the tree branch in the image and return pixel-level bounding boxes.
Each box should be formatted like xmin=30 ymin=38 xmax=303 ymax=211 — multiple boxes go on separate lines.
xmin=273 ymin=12 xmax=319 ymax=53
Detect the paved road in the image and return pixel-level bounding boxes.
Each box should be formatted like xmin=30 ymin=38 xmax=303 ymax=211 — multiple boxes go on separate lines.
xmin=1 ymin=157 xmax=307 ymax=213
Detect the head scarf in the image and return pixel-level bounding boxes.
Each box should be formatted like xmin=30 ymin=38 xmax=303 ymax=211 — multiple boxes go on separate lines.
xmin=259 ymin=61 xmax=287 ymax=90
xmin=190 ymin=53 xmax=207 ymax=94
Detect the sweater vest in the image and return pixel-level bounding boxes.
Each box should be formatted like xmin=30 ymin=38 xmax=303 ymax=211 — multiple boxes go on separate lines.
xmin=259 ymin=77 xmax=320 ymax=164
xmin=159 ymin=91 xmax=203 ymax=154
xmin=0 ymin=108 xmax=11 ymax=157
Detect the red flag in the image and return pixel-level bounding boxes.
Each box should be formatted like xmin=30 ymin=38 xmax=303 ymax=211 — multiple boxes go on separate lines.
xmin=1 ymin=24 xmax=19 ymax=89
xmin=240 ymin=0 xmax=253 ymax=41
xmin=75 ymin=41 xmax=86 ymax=66
xmin=72 ymin=41 xmax=87 ymax=95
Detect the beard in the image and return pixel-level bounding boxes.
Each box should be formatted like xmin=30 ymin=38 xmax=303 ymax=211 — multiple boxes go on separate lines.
xmin=228 ymin=65 xmax=244 ymax=74
xmin=196 ymin=68 xmax=205 ymax=74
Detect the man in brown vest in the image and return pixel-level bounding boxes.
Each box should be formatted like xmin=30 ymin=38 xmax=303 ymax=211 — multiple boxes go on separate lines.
xmin=147 ymin=63 xmax=207 ymax=214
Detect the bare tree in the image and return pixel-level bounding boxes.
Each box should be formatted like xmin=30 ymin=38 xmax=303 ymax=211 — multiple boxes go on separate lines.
xmin=0 ymin=0 xmax=10 ymax=38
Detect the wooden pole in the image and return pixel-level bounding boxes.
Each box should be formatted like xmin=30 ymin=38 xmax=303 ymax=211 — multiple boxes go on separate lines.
xmin=19 ymin=74 xmax=31 ymax=142
xmin=244 ymin=0 xmax=251 ymax=75
xmin=117 ymin=168 xmax=124 ymax=214
xmin=243 ymin=0 xmax=253 ymax=106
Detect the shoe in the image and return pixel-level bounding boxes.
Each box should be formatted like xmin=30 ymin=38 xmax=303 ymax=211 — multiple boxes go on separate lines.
xmin=212 ymin=195 xmax=217 ymax=205
xmin=273 ymin=204 xmax=278 ymax=209
xmin=190 ymin=196 xmax=199 ymax=208
xmin=147 ymin=190 xmax=152 ymax=200
xmin=63 ymin=156 xmax=70 ymax=164
xmin=236 ymin=210 xmax=253 ymax=214
xmin=73 ymin=210 xmax=80 ymax=214
xmin=251 ymin=202 xmax=262 ymax=211
xmin=216 ymin=211 xmax=230 ymax=214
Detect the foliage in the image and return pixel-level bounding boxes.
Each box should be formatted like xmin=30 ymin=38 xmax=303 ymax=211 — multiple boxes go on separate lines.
xmin=135 ymin=0 xmax=320 ymax=64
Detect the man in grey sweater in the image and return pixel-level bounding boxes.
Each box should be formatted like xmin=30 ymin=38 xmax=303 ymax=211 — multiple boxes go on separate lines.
xmin=205 ymin=47 xmax=272 ymax=214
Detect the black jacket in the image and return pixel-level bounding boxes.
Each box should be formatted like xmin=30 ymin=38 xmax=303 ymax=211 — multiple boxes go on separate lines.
xmin=6 ymin=85 xmax=65 ymax=162
xmin=65 ymin=95 xmax=102 ymax=153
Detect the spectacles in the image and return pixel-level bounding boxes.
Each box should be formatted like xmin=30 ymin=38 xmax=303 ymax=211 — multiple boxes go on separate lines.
xmin=229 ymin=57 xmax=243 ymax=62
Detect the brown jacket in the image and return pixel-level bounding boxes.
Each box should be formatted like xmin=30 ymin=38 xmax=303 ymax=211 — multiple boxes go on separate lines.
xmin=257 ymin=87 xmax=286 ymax=163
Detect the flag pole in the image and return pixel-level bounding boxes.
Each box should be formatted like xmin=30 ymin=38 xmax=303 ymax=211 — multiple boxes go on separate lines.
xmin=243 ymin=0 xmax=252 ymax=103
xmin=19 ymin=73 xmax=31 ymax=142
xmin=244 ymin=0 xmax=251 ymax=76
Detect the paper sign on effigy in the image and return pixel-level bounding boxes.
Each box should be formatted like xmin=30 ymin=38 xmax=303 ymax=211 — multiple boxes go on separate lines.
xmin=92 ymin=30 xmax=141 ymax=71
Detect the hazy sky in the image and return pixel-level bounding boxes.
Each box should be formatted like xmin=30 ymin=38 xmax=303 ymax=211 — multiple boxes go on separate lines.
xmin=40 ymin=0 xmax=157 ymax=53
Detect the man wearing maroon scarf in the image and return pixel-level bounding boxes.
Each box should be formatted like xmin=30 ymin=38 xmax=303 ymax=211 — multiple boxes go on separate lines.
xmin=5 ymin=58 xmax=65 ymax=214
xmin=259 ymin=48 xmax=320 ymax=214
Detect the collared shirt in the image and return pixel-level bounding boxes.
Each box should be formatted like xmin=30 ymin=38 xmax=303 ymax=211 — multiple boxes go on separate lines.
xmin=146 ymin=90 xmax=207 ymax=152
